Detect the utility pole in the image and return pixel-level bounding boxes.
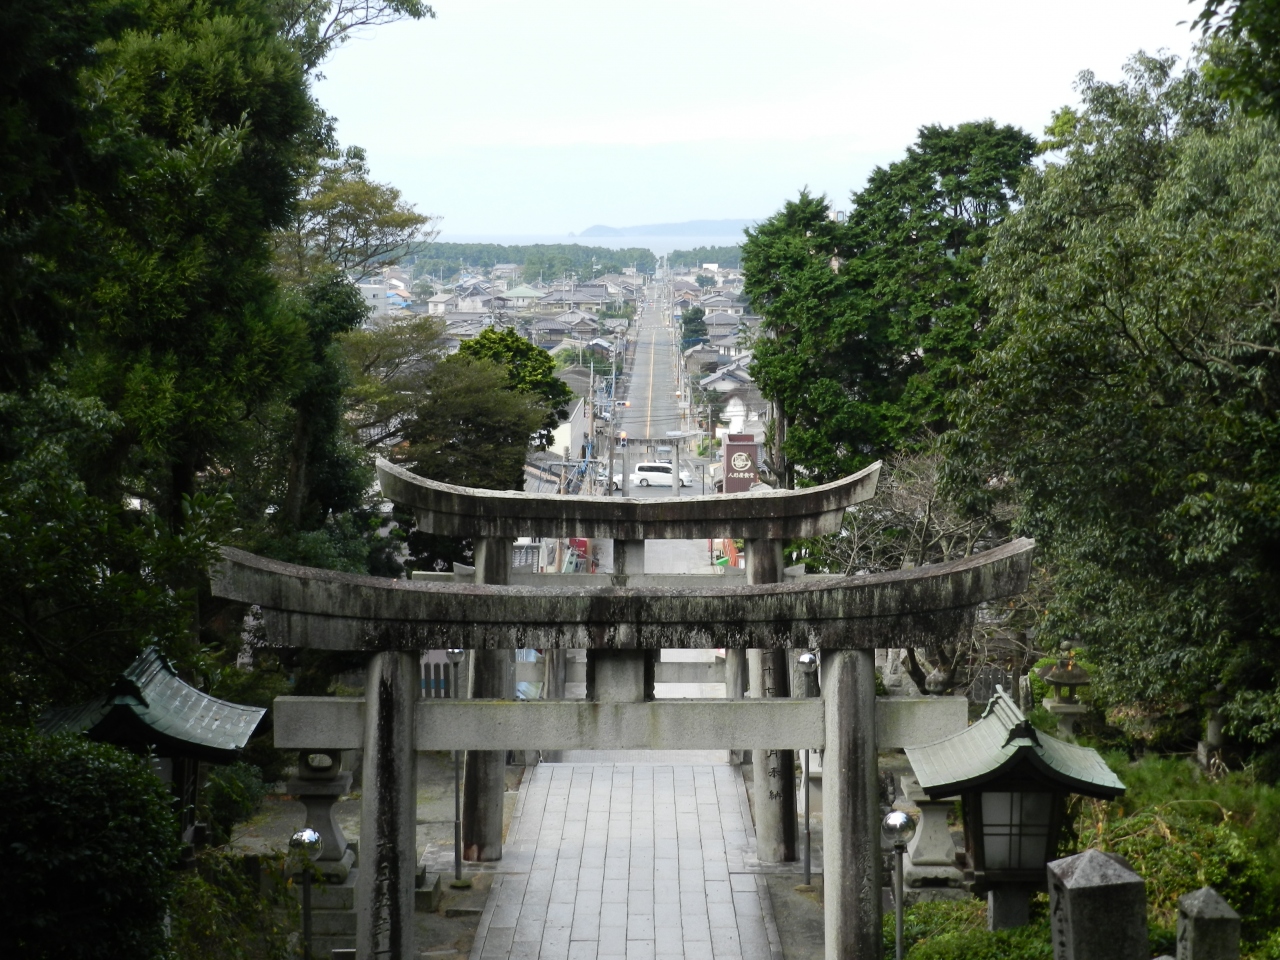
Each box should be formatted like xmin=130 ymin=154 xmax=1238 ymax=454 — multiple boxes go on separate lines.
xmin=587 ymin=369 xmax=595 ymax=495
xmin=605 ymin=336 xmax=618 ymax=497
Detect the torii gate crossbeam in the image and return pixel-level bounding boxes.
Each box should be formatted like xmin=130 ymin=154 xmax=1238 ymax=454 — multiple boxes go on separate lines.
xmin=209 ymin=461 xmax=1034 ymax=960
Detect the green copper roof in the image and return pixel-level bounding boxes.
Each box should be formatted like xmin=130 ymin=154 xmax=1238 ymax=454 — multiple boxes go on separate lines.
xmin=905 ymin=689 xmax=1124 ymax=800
xmin=38 ymin=646 xmax=266 ymax=764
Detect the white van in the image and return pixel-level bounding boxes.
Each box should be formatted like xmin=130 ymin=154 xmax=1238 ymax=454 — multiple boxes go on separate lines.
xmin=628 ymin=462 xmax=692 ymax=488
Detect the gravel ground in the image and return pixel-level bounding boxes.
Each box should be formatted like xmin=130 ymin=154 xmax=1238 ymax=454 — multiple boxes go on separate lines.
xmin=231 ymin=750 xmax=525 ymax=956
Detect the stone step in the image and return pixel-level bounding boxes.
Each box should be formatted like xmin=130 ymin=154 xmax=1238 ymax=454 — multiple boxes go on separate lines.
xmin=309 ymin=910 xmax=357 ymax=937
xmin=311 ymin=934 xmax=355 ymax=957
xmin=292 ymin=871 xmax=358 ymax=910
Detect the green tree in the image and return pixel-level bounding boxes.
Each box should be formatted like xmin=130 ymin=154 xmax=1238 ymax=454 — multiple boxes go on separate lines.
xmin=944 ymin=53 xmax=1280 ymax=746
xmin=668 ymin=245 xmax=742 ymax=270
xmin=394 ymin=355 xmax=549 ymax=492
xmin=275 ymin=0 xmax=434 ymax=72
xmin=274 ymin=144 xmax=432 ymax=284
xmin=0 ymin=0 xmax=142 ymax=392
xmin=0 ymin=385 xmax=229 ymax=722
xmin=742 ymin=189 xmax=846 ymax=487
xmin=458 ymin=327 xmax=574 ymax=440
xmin=70 ymin=0 xmax=316 ymax=532
xmin=1197 ymin=0 xmax=1280 ymax=116
xmin=341 ymin=313 xmax=448 ymax=447
xmin=695 ymin=273 xmax=716 ymax=289
xmin=2 ymin=730 xmax=180 ymax=959
xmin=744 ymin=124 xmax=1034 ymax=486
xmin=682 ymin=305 xmax=707 ymax=342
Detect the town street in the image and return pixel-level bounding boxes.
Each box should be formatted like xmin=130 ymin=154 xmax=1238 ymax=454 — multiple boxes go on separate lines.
xmin=606 ymin=281 xmax=716 ymax=574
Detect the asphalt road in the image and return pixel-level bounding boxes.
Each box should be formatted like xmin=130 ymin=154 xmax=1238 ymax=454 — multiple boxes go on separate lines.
xmin=607 ymin=282 xmax=714 ymax=499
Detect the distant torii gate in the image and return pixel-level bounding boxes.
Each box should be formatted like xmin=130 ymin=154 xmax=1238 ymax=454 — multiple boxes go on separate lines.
xmin=211 ymin=458 xmax=1034 ymax=960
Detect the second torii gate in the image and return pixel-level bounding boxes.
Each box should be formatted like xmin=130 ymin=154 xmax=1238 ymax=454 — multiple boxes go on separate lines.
xmin=211 ymin=458 xmax=1034 ymax=960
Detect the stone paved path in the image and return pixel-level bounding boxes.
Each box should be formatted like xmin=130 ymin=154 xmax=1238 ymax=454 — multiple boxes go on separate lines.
xmin=468 ymin=762 xmax=782 ymax=960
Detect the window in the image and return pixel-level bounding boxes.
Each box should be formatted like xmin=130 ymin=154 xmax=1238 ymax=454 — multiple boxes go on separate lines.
xmin=981 ymin=791 xmax=1052 ymax=870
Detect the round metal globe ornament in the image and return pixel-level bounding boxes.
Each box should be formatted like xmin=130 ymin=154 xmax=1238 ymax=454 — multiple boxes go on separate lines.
xmin=881 ymin=810 xmax=917 ymax=848
xmin=290 ymin=827 xmax=324 ymax=860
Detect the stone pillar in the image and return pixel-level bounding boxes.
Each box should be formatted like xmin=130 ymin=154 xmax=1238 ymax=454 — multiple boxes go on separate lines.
xmin=544 ymin=649 xmax=567 ymax=700
xmin=725 ymin=649 xmax=748 ymax=765
xmin=746 ymin=539 xmax=796 ymax=863
xmin=823 ymin=648 xmax=882 ymax=960
xmin=1177 ymin=887 xmax=1240 ymax=960
xmin=356 ymin=651 xmax=416 ymax=960
xmin=611 ymin=539 xmax=645 ymax=584
xmin=1047 ymin=849 xmax=1148 ymax=960
xmin=463 ymin=536 xmax=511 ymax=862
xmin=586 ymin=650 xmax=652 ymax=702
xmin=597 ymin=539 xmax=654 ymax=701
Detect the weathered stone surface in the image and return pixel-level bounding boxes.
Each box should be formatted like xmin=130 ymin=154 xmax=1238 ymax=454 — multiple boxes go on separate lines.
xmin=585 ymin=649 xmax=652 ymax=702
xmin=748 ymin=538 xmax=796 ymax=865
xmin=1048 ymin=849 xmax=1148 ymax=960
xmin=898 ymin=773 xmax=964 ymax=888
xmin=463 ymin=538 xmax=508 ymax=864
xmin=355 ymin=652 xmax=416 ymax=960
xmin=823 ymin=649 xmax=881 ymax=960
xmin=1178 ymin=887 xmax=1241 ymax=960
xmin=271 ymin=694 xmax=962 ymax=752
xmin=211 ymin=538 xmax=1035 ymax=652
xmin=377 ymin=456 xmax=881 ymax=540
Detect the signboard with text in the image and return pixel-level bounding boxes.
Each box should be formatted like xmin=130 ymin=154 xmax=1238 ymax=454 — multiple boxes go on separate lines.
xmin=722 ymin=434 xmax=759 ymax=494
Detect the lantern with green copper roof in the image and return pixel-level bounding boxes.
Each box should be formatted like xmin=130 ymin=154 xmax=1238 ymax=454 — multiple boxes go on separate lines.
xmin=905 ymin=688 xmax=1124 ymax=931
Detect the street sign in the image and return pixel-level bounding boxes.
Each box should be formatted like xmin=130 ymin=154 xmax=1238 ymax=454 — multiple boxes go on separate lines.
xmin=723 ymin=435 xmax=759 ymax=493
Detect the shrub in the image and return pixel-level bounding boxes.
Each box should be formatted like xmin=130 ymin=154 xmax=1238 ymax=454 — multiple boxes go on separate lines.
xmin=168 ymin=849 xmax=298 ymax=960
xmin=201 ymin=761 xmax=268 ymax=845
xmin=1080 ymin=754 xmax=1280 ymax=945
xmin=881 ymin=900 xmax=1053 ymax=960
xmin=0 ymin=729 xmax=179 ymax=960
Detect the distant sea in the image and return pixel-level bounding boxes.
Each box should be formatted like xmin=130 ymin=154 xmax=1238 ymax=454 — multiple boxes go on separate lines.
xmin=439 ymin=233 xmax=745 ymax=257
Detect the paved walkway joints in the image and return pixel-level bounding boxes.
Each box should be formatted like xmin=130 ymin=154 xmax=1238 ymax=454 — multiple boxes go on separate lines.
xmin=468 ymin=761 xmax=783 ymax=960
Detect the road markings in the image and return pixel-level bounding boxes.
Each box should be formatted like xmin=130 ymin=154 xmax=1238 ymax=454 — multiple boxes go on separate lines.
xmin=645 ymin=327 xmax=656 ymax=437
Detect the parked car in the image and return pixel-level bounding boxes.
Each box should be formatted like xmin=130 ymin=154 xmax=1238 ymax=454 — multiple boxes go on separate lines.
xmin=629 ymin=462 xmax=692 ymax=487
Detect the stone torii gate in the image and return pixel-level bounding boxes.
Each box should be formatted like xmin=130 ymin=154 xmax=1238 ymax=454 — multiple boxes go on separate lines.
xmin=210 ymin=458 xmax=1034 ymax=960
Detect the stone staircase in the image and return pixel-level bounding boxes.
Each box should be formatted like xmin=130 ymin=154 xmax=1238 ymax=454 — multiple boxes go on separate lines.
xmin=294 ymin=869 xmax=357 ymax=958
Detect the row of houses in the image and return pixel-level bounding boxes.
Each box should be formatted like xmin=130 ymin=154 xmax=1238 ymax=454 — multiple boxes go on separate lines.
xmin=427 ymin=273 xmax=643 ymax=319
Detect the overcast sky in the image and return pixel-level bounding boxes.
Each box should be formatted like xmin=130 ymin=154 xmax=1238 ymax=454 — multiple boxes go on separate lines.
xmin=314 ymin=0 xmax=1201 ymax=238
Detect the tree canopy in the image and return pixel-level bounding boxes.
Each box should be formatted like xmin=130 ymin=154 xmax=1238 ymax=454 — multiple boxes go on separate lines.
xmin=393 ymin=355 xmax=549 ymax=492
xmin=944 ymin=53 xmax=1280 ymax=743
xmin=458 ymin=327 xmax=574 ymax=440
xmin=743 ymin=121 xmax=1035 ymax=486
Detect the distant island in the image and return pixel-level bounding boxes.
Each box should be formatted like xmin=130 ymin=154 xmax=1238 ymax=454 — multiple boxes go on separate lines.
xmin=579 ymin=219 xmax=756 ymax=238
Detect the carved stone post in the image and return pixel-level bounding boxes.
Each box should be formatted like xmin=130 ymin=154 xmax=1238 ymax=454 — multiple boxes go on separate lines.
xmin=356 ymin=650 xmax=416 ymax=960
xmin=463 ymin=536 xmax=512 ymax=862
xmin=725 ymin=648 xmax=748 ymax=764
xmin=747 ymin=539 xmax=796 ymax=863
xmin=823 ymin=648 xmax=882 ymax=960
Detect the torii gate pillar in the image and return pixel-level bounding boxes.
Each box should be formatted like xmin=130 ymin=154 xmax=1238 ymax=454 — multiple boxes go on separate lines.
xmin=463 ymin=537 xmax=511 ymax=862
xmin=355 ymin=650 xmax=417 ymax=960
xmin=824 ymin=648 xmax=883 ymax=960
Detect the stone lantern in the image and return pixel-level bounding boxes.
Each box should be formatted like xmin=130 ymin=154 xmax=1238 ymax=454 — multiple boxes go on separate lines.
xmin=905 ymin=688 xmax=1125 ymax=930
xmin=1038 ymin=640 xmax=1092 ymax=738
